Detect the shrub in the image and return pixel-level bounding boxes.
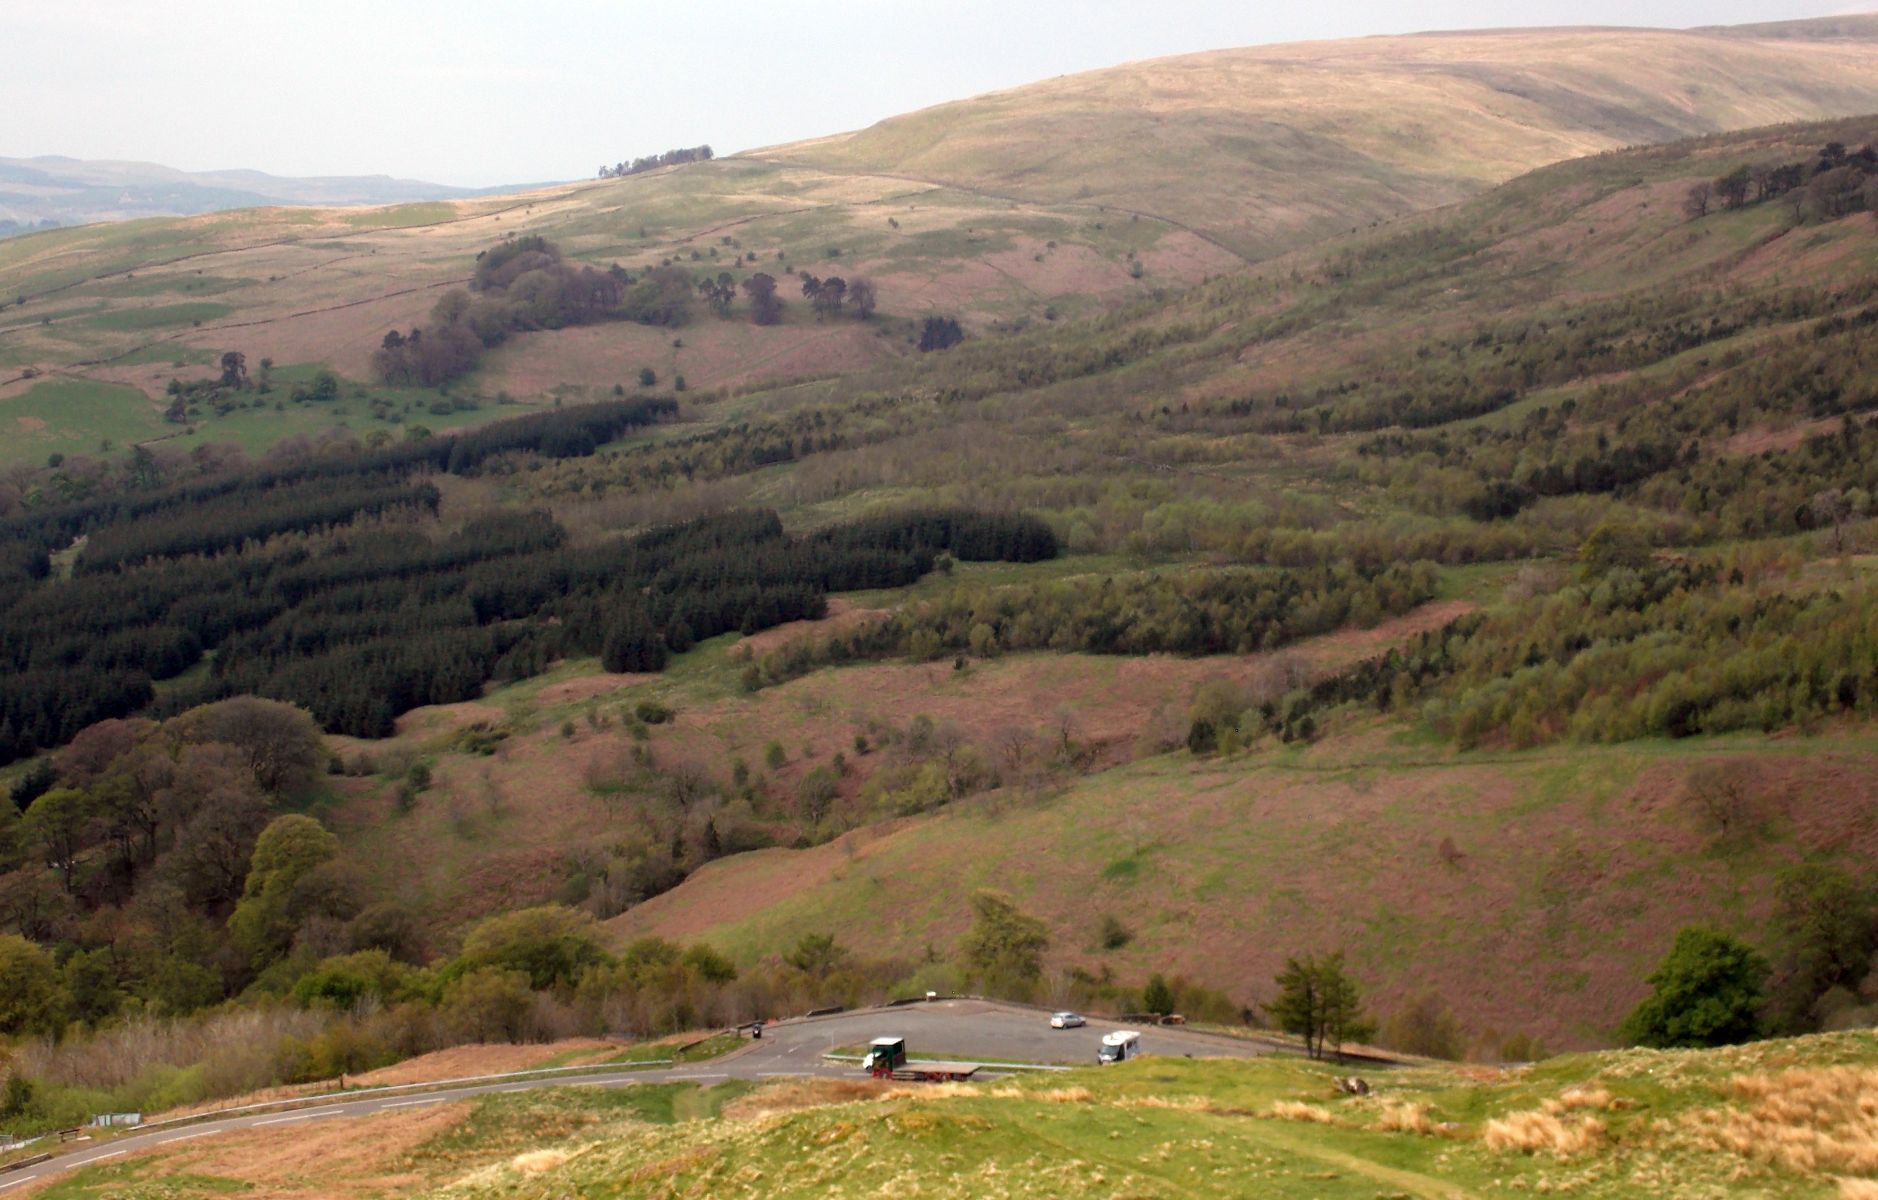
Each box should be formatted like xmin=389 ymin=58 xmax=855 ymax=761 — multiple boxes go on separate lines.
xmin=1621 ymin=927 xmax=1768 ymax=1048
xmin=634 ymin=699 xmax=674 ymax=725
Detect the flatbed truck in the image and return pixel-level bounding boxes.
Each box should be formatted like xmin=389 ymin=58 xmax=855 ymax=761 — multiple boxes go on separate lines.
xmin=862 ymin=1036 xmax=983 ymax=1082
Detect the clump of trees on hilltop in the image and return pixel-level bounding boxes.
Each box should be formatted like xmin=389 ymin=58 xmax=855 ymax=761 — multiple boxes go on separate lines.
xmin=1683 ymin=139 xmax=1878 ymax=222
xmin=799 ymin=273 xmax=876 ymax=320
xmin=372 ymin=236 xmax=886 ymax=387
xmin=597 ymin=145 xmax=713 ymax=178
xmin=371 ymin=237 xmax=693 ymax=387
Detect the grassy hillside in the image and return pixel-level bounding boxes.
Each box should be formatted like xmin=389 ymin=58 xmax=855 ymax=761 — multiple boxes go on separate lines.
xmin=7 ymin=19 xmax=1878 ymax=469
xmin=429 ymin=112 xmax=1878 ymax=1048
xmin=3 ymin=107 xmax=1878 ymax=1108
xmin=0 ymin=163 xmax=1214 ymax=468
xmin=613 ymin=716 xmax=1878 ymax=1052
xmin=761 ymin=18 xmax=1878 ymax=259
xmin=39 ymin=1030 xmax=1878 ymax=1199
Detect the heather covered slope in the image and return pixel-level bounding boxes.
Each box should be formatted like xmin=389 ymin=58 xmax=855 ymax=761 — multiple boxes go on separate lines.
xmin=760 ymin=18 xmax=1878 ymax=259
xmin=612 ymin=719 xmax=1878 ymax=1053
xmin=3 ymin=108 xmax=1878 ymax=1103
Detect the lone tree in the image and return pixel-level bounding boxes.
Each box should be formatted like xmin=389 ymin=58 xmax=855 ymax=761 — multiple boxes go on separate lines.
xmin=1682 ymin=180 xmax=1713 ymax=220
xmin=218 ymin=350 xmax=247 ymax=388
xmin=785 ymin=932 xmax=849 ymax=978
xmin=1143 ymin=973 xmax=1175 ymax=1016
xmin=1810 ymin=488 xmax=1854 ymax=555
xmin=1684 ymin=761 xmax=1761 ymax=841
xmin=960 ymin=890 xmax=1049 ymax=997
xmin=743 ymin=272 xmax=783 ymax=326
xmin=1620 ymin=927 xmax=1768 ymax=1048
xmin=1267 ymin=951 xmax=1374 ymax=1060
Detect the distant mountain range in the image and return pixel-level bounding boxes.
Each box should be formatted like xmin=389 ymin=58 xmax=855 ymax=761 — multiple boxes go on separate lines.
xmin=0 ymin=155 xmax=541 ymax=235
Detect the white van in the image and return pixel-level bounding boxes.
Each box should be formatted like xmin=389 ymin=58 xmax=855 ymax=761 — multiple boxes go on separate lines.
xmin=1097 ymin=1030 xmax=1141 ymax=1064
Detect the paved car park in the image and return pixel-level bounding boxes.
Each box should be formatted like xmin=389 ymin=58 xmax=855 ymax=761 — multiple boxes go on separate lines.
xmin=0 ymin=1000 xmax=1281 ymax=1191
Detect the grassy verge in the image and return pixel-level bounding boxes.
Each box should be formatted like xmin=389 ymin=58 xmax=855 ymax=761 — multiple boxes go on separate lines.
xmin=62 ymin=1029 xmax=1878 ymax=1198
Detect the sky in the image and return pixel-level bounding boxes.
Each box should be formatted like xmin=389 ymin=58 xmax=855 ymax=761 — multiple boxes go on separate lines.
xmin=2 ymin=0 xmax=1872 ymax=187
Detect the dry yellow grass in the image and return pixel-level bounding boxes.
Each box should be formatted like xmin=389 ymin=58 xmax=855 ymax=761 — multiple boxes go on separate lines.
xmin=880 ymin=1081 xmax=982 ymax=1102
xmin=509 ymin=1149 xmax=572 ymax=1174
xmin=1545 ymin=1084 xmax=1620 ymax=1113
xmin=720 ymin=1078 xmax=886 ymax=1121
xmin=1841 ymin=1179 xmax=1878 ymax=1200
xmin=765 ymin=25 xmax=1878 ymax=259
xmin=1268 ymin=1100 xmax=1338 ymax=1125
xmin=1482 ymin=1109 xmax=1608 ymax=1156
xmin=1121 ymin=1094 xmax=1220 ymax=1113
xmin=1374 ymin=1101 xmax=1437 ymax=1135
xmin=1040 ymin=1086 xmax=1094 ymax=1104
xmin=91 ymin=1101 xmax=472 ymax=1199
xmin=1679 ymin=1066 xmax=1878 ymax=1176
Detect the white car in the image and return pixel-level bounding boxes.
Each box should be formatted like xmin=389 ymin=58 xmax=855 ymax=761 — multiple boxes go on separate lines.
xmin=1049 ymin=1011 xmax=1086 ymax=1029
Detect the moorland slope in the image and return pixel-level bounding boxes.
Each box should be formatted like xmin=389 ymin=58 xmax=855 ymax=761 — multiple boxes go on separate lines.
xmin=1 ymin=51 xmax=1877 ymax=1134
xmin=7 ymin=19 xmax=1878 ymax=467
xmin=0 ymin=111 xmax=1849 ymax=1052
xmin=763 ymin=17 xmax=1878 ymax=256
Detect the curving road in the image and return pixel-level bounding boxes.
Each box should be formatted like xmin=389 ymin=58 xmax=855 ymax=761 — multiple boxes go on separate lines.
xmin=0 ymin=1000 xmax=1276 ymax=1192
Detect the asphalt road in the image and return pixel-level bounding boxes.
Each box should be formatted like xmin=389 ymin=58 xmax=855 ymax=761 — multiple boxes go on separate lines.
xmin=758 ymin=998 xmax=1279 ymax=1066
xmin=0 ymin=1000 xmax=1276 ymax=1192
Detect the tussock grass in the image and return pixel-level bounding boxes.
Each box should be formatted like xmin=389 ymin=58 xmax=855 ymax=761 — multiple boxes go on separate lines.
xmin=509 ymin=1148 xmax=572 ymax=1174
xmin=1374 ymin=1100 xmax=1437 ymax=1134
xmin=1549 ymin=1084 xmax=1617 ymax=1111
xmin=881 ymin=1081 xmax=981 ymax=1102
xmin=1039 ymin=1085 xmax=1094 ymax=1103
xmin=1679 ymin=1065 xmax=1878 ymax=1176
xmin=720 ymin=1078 xmax=884 ymax=1120
xmin=1482 ymin=1109 xmax=1608 ymax=1156
xmin=1119 ymin=1093 xmax=1220 ymax=1113
xmin=1267 ymin=1099 xmax=1338 ymax=1124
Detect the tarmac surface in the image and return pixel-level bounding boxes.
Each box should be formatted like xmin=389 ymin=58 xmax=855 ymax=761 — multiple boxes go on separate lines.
xmin=0 ymin=999 xmax=1280 ymax=1191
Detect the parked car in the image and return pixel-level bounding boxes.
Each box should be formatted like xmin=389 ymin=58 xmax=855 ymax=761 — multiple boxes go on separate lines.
xmin=1049 ymin=1011 xmax=1086 ymax=1029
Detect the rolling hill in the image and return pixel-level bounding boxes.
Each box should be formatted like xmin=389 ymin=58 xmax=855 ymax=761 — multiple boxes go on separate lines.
xmin=0 ymin=110 xmax=1847 ymax=1052
xmin=2 ymin=22 xmax=1878 ymax=1141
xmin=7 ymin=18 xmax=1878 ymax=470
xmin=760 ymin=16 xmax=1878 ymax=258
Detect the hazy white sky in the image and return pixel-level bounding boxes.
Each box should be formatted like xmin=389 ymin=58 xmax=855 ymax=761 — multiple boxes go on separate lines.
xmin=2 ymin=0 xmax=1870 ymax=187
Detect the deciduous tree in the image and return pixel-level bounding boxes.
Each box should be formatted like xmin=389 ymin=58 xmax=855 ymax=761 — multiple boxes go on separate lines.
xmin=960 ymin=891 xmax=1048 ymax=995
xmin=1620 ymin=927 xmax=1768 ymax=1048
